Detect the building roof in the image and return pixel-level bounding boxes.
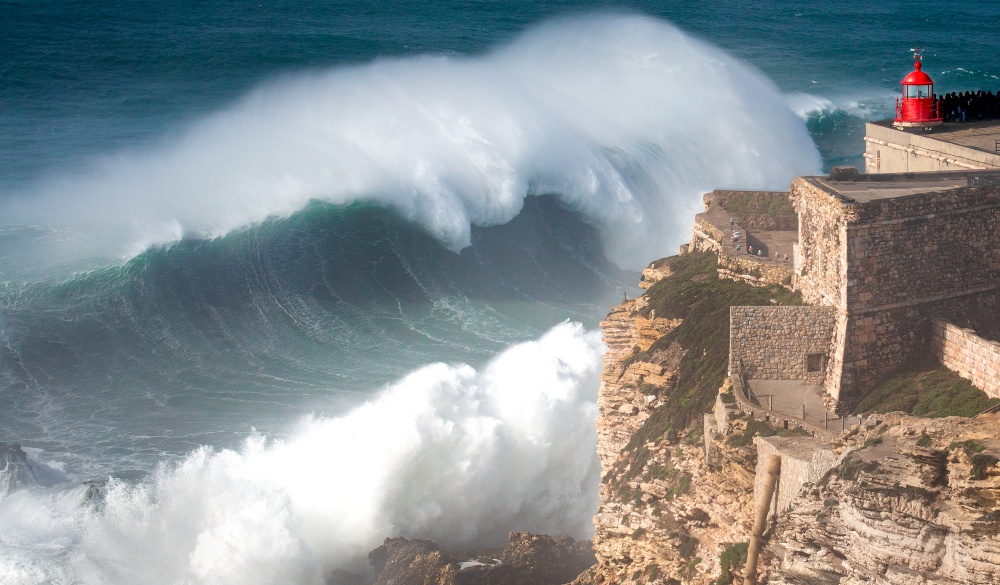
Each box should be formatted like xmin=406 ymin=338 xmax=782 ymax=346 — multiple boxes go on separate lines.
xmin=870 ymin=119 xmax=1000 ymax=156
xmin=805 ymin=169 xmax=1000 ymax=203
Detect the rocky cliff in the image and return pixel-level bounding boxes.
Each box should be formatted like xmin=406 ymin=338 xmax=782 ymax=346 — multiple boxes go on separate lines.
xmin=583 ymin=255 xmax=1000 ymax=585
xmin=767 ymin=412 xmax=1000 ymax=585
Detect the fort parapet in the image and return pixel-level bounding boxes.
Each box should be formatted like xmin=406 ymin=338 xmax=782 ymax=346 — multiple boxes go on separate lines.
xmin=692 ymin=166 xmax=1000 ymax=411
xmin=792 ymin=170 xmax=1000 ymax=406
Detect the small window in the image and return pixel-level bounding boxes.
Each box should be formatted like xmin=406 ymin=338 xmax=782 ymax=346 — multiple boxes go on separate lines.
xmin=905 ymin=85 xmax=933 ymax=98
xmin=806 ymin=353 xmax=825 ymax=373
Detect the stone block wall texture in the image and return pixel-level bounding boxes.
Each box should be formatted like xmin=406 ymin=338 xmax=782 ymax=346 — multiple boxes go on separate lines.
xmin=754 ymin=436 xmax=839 ymax=519
xmin=730 ymin=306 xmax=837 ymax=384
xmin=931 ymin=318 xmax=1000 ymax=399
xmin=792 ymin=175 xmax=1000 ymax=406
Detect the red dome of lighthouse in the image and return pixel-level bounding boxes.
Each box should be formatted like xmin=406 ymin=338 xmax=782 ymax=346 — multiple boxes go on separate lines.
xmin=901 ymin=61 xmax=935 ymax=85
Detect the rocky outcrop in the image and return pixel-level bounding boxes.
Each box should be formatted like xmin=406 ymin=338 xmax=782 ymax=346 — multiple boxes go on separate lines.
xmin=348 ymin=533 xmax=595 ymax=585
xmin=597 ymin=296 xmax=681 ymax=470
xmin=591 ymin=289 xmax=763 ymax=584
xmin=640 ymin=260 xmax=673 ymax=290
xmin=766 ymin=413 xmax=1000 ymax=585
xmin=0 ymin=442 xmax=36 ymax=495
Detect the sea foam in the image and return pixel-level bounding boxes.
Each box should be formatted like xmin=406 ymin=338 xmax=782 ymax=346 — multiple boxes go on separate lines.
xmin=4 ymin=14 xmax=819 ymax=271
xmin=0 ymin=322 xmax=604 ymax=584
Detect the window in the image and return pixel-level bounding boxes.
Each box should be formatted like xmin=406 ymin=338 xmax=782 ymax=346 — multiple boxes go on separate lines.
xmin=905 ymin=85 xmax=933 ymax=98
xmin=806 ymin=353 xmax=826 ymax=373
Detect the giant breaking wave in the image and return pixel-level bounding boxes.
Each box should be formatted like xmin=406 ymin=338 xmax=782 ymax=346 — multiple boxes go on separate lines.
xmin=3 ymin=14 xmax=819 ymax=273
xmin=0 ymin=13 xmax=823 ymax=584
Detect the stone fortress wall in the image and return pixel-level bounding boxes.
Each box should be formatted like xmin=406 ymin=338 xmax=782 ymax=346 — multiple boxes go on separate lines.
xmin=931 ymin=318 xmax=1000 ymax=400
xmin=791 ymin=173 xmax=1000 ymax=406
xmin=729 ymin=306 xmax=836 ymax=385
xmin=695 ymin=167 xmax=1000 ymax=410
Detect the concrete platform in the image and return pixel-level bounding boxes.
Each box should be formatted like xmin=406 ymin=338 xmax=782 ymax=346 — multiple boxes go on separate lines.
xmin=871 ymin=119 xmax=1000 ymax=155
xmin=748 ymin=379 xmax=863 ymax=434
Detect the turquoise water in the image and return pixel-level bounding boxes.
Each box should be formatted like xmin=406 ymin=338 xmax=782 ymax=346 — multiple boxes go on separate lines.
xmin=0 ymin=2 xmax=998 ymax=583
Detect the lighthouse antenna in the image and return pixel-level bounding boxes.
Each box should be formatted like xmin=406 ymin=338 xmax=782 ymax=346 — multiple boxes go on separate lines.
xmin=910 ymin=46 xmax=923 ymax=61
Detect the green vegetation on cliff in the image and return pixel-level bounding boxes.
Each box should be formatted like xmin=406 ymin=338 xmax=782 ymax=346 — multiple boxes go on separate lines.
xmin=625 ymin=251 xmax=801 ymax=451
xmin=853 ymin=359 xmax=1000 ymax=418
xmin=718 ymin=191 xmax=794 ymax=216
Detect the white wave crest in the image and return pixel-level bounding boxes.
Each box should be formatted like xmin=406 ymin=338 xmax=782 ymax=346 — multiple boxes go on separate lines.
xmin=0 ymin=322 xmax=605 ymax=584
xmin=784 ymin=92 xmax=836 ymax=119
xmin=6 ymin=14 xmax=819 ymax=270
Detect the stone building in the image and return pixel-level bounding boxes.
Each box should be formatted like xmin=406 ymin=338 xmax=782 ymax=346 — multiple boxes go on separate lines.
xmin=712 ymin=165 xmax=1000 ymax=411
xmin=790 ymin=168 xmax=1000 ymax=407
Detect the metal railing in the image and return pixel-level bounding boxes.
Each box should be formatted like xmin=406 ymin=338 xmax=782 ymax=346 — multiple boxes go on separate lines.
xmin=895 ymin=97 xmax=943 ymax=123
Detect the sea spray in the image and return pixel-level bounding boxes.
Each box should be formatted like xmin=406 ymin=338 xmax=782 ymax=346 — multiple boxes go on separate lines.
xmin=0 ymin=322 xmax=604 ymax=583
xmin=3 ymin=14 xmax=819 ymax=273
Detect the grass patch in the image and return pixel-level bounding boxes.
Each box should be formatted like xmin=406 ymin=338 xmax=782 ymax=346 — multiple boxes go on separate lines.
xmin=719 ymin=192 xmax=794 ymax=215
xmin=727 ymin=418 xmax=777 ymax=448
xmin=839 ymin=456 xmax=880 ymax=481
xmin=624 ymin=251 xmax=801 ymax=451
xmin=916 ymin=431 xmax=932 ymax=447
xmin=951 ymin=440 xmax=986 ymax=456
xmin=676 ymin=532 xmax=698 ymax=560
xmin=970 ymin=454 xmax=999 ymax=480
xmin=714 ymin=542 xmax=749 ymax=585
xmin=854 ymin=358 xmax=1000 ymax=418
xmin=862 ymin=436 xmax=883 ymax=449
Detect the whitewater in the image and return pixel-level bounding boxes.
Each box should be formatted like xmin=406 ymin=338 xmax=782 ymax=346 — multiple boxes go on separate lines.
xmin=1 ymin=15 xmax=817 ymax=274
xmin=0 ymin=12 xmax=831 ymax=584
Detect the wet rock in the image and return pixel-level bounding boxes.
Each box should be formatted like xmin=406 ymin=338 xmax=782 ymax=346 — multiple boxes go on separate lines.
xmin=0 ymin=442 xmax=36 ymax=494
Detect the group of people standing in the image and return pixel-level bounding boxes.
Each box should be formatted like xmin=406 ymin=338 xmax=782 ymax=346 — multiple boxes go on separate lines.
xmin=938 ymin=90 xmax=1000 ymax=122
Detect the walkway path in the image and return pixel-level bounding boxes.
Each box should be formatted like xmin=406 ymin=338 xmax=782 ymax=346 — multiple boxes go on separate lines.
xmin=733 ymin=375 xmax=864 ymax=437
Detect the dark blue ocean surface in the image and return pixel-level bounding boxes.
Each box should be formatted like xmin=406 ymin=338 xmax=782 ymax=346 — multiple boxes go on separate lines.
xmin=0 ymin=2 xmax=997 ymax=583
xmin=3 ymin=1 xmax=998 ymax=186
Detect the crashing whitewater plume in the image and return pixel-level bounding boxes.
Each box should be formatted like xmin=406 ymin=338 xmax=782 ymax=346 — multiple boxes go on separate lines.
xmin=4 ymin=14 xmax=819 ymax=272
xmin=0 ymin=322 xmax=604 ymax=584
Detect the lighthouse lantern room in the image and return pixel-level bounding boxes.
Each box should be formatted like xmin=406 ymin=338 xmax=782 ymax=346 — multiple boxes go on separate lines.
xmin=893 ymin=50 xmax=943 ymax=129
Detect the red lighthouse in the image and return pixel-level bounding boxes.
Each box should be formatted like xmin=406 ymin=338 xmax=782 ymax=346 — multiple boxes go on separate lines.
xmin=893 ymin=52 xmax=942 ymax=129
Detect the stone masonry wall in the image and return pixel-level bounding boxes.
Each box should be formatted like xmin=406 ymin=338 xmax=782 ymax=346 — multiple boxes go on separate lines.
xmin=792 ymin=176 xmax=1000 ymax=407
xmin=846 ymin=184 xmax=1000 ymax=307
xmin=931 ymin=317 xmax=1000 ymax=399
xmin=730 ymin=306 xmax=837 ymax=384
xmin=839 ymin=292 xmax=1000 ymax=404
xmin=790 ymin=178 xmax=849 ymax=309
xmin=843 ymin=183 xmax=1000 ymax=402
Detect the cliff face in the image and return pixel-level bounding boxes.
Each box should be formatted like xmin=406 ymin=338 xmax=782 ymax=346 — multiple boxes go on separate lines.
xmin=767 ymin=412 xmax=1000 ymax=585
xmin=587 ymin=269 xmax=761 ymax=585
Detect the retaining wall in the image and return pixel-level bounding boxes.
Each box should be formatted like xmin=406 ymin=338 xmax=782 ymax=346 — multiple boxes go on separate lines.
xmin=931 ymin=318 xmax=1000 ymax=399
